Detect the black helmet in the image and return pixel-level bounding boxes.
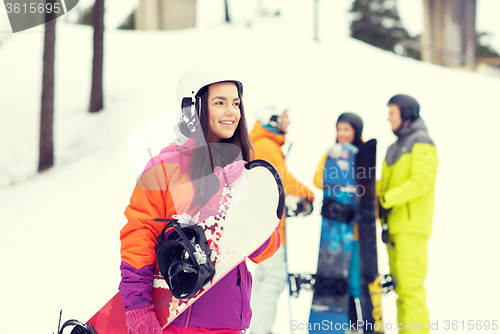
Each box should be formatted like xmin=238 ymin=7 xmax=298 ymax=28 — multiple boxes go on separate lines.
xmin=155 ymin=218 xmax=215 ymax=300
xmin=388 ymin=94 xmax=420 ymax=122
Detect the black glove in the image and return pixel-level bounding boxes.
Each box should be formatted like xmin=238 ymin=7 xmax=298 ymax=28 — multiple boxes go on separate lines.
xmin=381 ymin=223 xmax=394 ymax=248
xmin=286 ymin=197 xmax=313 ymax=217
xmin=378 ymin=197 xmax=392 ymax=219
xmin=296 ymin=199 xmax=313 ymax=216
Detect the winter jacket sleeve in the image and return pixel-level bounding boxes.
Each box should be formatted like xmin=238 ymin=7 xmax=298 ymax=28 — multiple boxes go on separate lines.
xmin=313 ymin=153 xmax=328 ymax=189
xmin=380 ymin=143 xmax=438 ymax=209
xmin=248 ymin=222 xmax=281 ymax=264
xmin=119 ymin=163 xmax=180 ymax=311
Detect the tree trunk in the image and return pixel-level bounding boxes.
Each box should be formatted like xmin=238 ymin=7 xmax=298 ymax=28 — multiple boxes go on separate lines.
xmin=90 ymin=0 xmax=104 ymax=112
xmin=38 ymin=18 xmax=56 ymax=172
xmin=224 ymin=0 xmax=230 ymax=23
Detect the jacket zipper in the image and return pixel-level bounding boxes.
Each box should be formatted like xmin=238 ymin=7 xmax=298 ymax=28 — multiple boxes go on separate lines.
xmin=406 ymin=202 xmax=411 ymax=220
xmin=237 ymin=265 xmax=244 ymax=327
xmin=237 ymin=266 xmax=241 ymax=286
xmin=184 ymin=305 xmax=192 ymax=327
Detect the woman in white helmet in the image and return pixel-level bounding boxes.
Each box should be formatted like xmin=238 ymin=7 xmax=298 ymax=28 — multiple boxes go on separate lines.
xmin=119 ymin=60 xmax=281 ymax=333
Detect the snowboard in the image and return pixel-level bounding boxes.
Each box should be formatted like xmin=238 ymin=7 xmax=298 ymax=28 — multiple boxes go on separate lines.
xmin=62 ymin=111 xmax=285 ymax=333
xmin=86 ymin=160 xmax=285 ymax=333
xmin=355 ymin=139 xmax=387 ymax=334
xmin=308 ymin=142 xmax=359 ymax=333
xmin=288 ymin=139 xmax=393 ymax=334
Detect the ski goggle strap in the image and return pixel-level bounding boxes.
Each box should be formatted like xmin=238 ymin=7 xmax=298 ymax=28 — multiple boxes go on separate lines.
xmin=267 ymin=113 xmax=283 ymax=132
xmin=58 ymin=319 xmax=97 ymax=334
xmin=181 ymin=96 xmax=201 ymax=134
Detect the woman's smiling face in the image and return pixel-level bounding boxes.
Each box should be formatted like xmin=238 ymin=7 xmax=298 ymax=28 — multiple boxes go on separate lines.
xmin=336 ymin=121 xmax=355 ymax=144
xmin=207 ymin=82 xmax=241 ymax=143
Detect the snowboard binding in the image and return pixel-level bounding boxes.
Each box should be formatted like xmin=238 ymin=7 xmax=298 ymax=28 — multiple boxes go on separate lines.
xmin=155 ymin=217 xmax=216 ymax=300
xmin=313 ymin=275 xmax=349 ymax=296
xmin=381 ymin=274 xmax=396 ymax=294
xmin=321 ymin=197 xmax=355 ymax=223
xmin=288 ymin=274 xmax=349 ymax=297
xmin=58 ymin=319 xmax=97 ymax=334
xmin=288 ymin=273 xmax=315 ymax=298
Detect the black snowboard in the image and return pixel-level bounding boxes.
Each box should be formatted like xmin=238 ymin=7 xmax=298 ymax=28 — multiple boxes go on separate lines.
xmin=356 ymin=139 xmax=385 ymax=334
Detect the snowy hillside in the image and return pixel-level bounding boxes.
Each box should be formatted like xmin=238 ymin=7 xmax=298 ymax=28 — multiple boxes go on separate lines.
xmin=1 ymin=1 xmax=500 ymax=333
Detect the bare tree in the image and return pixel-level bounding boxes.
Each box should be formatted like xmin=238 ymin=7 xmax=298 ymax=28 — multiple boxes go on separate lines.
xmin=38 ymin=16 xmax=56 ymax=172
xmin=224 ymin=0 xmax=230 ymax=23
xmin=90 ymin=0 xmax=104 ymax=112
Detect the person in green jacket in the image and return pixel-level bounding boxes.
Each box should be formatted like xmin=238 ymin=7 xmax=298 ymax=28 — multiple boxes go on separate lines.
xmin=378 ymin=94 xmax=438 ymax=334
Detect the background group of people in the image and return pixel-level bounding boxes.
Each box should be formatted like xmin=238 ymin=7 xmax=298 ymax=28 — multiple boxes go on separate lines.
xmin=249 ymin=94 xmax=438 ymax=334
xmin=119 ymin=60 xmax=438 ymax=334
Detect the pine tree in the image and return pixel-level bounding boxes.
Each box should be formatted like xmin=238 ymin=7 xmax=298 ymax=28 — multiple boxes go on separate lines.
xmin=350 ymin=0 xmax=410 ymax=52
xmin=224 ymin=0 xmax=230 ymax=23
xmin=476 ymin=32 xmax=500 ymax=58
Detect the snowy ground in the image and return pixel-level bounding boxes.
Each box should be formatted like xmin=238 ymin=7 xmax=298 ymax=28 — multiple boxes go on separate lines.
xmin=1 ymin=1 xmax=500 ymax=333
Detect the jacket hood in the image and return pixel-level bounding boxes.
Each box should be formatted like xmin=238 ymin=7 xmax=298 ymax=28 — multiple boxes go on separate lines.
xmin=141 ymin=138 xmax=195 ymax=178
xmin=249 ymin=121 xmax=285 ymax=147
xmin=394 ymin=117 xmax=428 ymax=138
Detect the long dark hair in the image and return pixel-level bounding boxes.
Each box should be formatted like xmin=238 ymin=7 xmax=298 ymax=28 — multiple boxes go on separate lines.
xmin=184 ymin=81 xmax=253 ymax=215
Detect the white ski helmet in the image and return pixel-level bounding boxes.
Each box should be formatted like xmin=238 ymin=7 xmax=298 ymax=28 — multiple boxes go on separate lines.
xmin=176 ymin=60 xmax=243 ymax=134
xmin=177 ymin=60 xmax=243 ymax=106
xmin=255 ymin=102 xmax=289 ymax=131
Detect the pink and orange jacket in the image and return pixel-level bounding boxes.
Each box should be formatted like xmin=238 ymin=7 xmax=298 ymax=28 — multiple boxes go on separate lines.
xmin=119 ymin=138 xmax=280 ymax=329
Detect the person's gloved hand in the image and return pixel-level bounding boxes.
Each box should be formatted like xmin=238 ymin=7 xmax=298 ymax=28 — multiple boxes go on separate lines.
xmin=378 ymin=196 xmax=392 ymax=219
xmin=286 ymin=196 xmax=313 ymax=217
xmin=125 ymin=305 xmax=163 ymax=334
xmin=214 ymin=160 xmax=247 ymax=187
xmin=296 ymin=199 xmax=313 ymax=216
xmin=381 ymin=223 xmax=394 ymax=248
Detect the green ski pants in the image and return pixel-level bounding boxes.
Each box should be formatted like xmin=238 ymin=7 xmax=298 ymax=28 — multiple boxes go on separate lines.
xmin=388 ymin=234 xmax=429 ymax=334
